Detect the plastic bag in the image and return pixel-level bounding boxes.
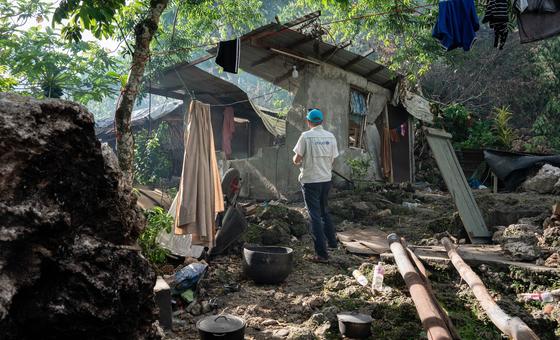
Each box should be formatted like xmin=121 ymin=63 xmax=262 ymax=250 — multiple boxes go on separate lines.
xmin=174 ymin=262 xmax=208 ymax=291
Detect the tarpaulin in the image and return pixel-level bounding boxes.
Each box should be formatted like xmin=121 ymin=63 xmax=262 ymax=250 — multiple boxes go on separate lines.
xmin=484 ymin=149 xmax=560 ymax=191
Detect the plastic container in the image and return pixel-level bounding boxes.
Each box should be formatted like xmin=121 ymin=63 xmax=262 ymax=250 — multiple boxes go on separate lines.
xmin=352 ymin=269 xmax=368 ymax=286
xmin=372 ymin=262 xmax=384 ymax=292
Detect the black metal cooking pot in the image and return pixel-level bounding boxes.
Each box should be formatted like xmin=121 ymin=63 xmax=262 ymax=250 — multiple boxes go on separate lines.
xmin=337 ymin=312 xmax=373 ymax=339
xmin=196 ymin=314 xmax=245 ymax=340
xmin=243 ymin=246 xmax=293 ymax=284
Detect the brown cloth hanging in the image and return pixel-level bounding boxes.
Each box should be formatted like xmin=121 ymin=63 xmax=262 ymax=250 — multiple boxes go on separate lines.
xmin=381 ymin=127 xmax=393 ymax=180
xmin=173 ymin=100 xmax=224 ymax=249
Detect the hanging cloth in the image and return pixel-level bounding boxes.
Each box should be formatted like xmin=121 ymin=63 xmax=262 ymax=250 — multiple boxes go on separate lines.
xmin=215 ymin=38 xmax=240 ymax=74
xmin=432 ymin=0 xmax=480 ymax=52
xmin=173 ymin=100 xmax=225 ymax=250
xmin=381 ymin=127 xmax=392 ymax=179
xmin=222 ymin=106 xmax=235 ymax=159
xmin=518 ymin=0 xmax=560 ymax=43
xmin=482 ymin=0 xmax=509 ymax=49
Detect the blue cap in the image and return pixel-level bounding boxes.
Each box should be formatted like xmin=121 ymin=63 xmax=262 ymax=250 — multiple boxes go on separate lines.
xmin=306 ymin=109 xmax=323 ymax=123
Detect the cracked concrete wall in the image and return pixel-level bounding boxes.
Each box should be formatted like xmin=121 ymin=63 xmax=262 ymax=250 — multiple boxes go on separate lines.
xmin=229 ymin=63 xmax=392 ymax=200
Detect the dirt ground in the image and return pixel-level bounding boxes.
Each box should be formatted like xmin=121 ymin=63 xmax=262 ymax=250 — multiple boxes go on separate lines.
xmin=163 ymin=187 xmax=560 ymax=339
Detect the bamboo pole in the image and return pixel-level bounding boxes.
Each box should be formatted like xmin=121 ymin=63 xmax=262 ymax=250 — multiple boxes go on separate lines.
xmin=387 ymin=233 xmax=452 ymax=340
xmin=441 ymin=237 xmax=540 ymax=340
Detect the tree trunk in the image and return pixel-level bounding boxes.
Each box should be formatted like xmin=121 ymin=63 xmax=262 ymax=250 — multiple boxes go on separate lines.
xmin=115 ymin=0 xmax=169 ymax=187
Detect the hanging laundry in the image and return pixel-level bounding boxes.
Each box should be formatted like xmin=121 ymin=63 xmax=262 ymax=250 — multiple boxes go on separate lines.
xmin=432 ymin=0 xmax=480 ymax=52
xmin=390 ymin=129 xmax=400 ymax=143
xmin=400 ymin=123 xmax=407 ymax=137
xmin=482 ymin=0 xmax=509 ymax=49
xmin=222 ymin=107 xmax=235 ymax=159
xmin=518 ymin=0 xmax=560 ymax=43
xmin=215 ymin=38 xmax=240 ymax=74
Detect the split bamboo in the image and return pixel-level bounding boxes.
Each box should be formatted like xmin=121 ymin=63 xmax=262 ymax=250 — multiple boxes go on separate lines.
xmin=387 ymin=233 xmax=452 ymax=340
xmin=441 ymin=237 xmax=540 ymax=340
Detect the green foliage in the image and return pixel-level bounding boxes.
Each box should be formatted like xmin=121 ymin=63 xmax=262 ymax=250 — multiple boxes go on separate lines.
xmin=436 ymin=104 xmax=471 ymax=145
xmin=0 ymin=2 xmax=122 ymax=103
xmin=346 ymin=157 xmax=370 ymax=179
xmin=139 ymin=207 xmax=172 ymax=265
xmin=492 ymin=106 xmax=516 ymax=149
xmin=134 ymin=122 xmax=173 ymax=185
xmin=458 ymin=120 xmax=497 ymax=150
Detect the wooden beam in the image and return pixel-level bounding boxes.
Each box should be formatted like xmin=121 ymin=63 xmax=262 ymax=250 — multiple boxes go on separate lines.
xmin=269 ymin=48 xmax=321 ymax=65
xmin=343 ymin=48 xmax=375 ymax=70
xmin=441 ymin=238 xmax=539 ymax=340
xmin=251 ymin=35 xmax=317 ymax=67
xmin=283 ymin=10 xmax=321 ymax=28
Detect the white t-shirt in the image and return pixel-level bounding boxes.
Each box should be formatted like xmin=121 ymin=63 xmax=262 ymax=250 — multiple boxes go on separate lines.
xmin=293 ymin=125 xmax=339 ymax=184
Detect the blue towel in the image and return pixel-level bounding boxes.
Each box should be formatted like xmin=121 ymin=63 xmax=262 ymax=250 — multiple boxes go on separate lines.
xmin=432 ymin=0 xmax=480 ymax=51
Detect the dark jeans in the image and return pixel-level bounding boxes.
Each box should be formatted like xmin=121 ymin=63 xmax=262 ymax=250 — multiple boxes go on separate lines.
xmin=302 ymin=181 xmax=337 ymax=259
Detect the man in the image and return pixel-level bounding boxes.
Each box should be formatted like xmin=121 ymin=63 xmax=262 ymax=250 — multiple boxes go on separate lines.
xmin=293 ymin=108 xmax=339 ymax=263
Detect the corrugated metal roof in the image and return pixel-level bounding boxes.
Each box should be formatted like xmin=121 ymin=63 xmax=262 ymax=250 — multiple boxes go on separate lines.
xmin=207 ymin=20 xmax=397 ymax=90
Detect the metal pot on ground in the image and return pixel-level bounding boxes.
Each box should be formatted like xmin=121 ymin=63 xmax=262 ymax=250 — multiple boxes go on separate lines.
xmin=242 ymin=246 xmax=293 ymax=284
xmin=196 ymin=314 xmax=245 ymax=340
xmin=337 ymin=312 xmax=373 ymax=339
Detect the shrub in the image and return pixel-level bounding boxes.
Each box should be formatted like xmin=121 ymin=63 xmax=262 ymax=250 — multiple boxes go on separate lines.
xmin=139 ymin=207 xmax=173 ymax=265
xmin=493 ymin=106 xmax=516 ymax=149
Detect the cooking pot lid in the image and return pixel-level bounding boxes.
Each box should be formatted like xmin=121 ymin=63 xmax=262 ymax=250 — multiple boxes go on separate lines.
xmin=337 ymin=312 xmax=373 ymax=324
xmin=197 ymin=314 xmax=245 ymax=333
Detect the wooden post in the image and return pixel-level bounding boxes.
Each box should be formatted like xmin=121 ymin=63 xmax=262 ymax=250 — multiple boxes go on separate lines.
xmin=441 ymin=237 xmax=540 ymax=340
xmin=387 ymin=234 xmax=452 ymax=340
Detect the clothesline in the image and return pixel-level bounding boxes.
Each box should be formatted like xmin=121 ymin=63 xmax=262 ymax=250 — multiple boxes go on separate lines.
xmin=147 ymin=4 xmax=437 ymax=57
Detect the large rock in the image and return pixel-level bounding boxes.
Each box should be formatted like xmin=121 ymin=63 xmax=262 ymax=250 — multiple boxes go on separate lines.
xmin=497 ymin=224 xmax=541 ymax=261
xmin=0 ymin=94 xmax=159 ymax=339
xmin=522 ymin=164 xmax=560 ymax=194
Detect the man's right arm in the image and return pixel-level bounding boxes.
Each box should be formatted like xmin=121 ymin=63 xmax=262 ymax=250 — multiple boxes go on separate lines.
xmin=293 ymin=135 xmax=305 ymax=165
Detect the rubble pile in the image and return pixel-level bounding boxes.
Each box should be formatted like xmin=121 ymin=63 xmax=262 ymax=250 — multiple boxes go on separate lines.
xmin=245 ymin=203 xmax=308 ymax=245
xmin=0 ymin=94 xmax=158 ymax=339
xmin=541 ymin=204 xmax=560 ymax=268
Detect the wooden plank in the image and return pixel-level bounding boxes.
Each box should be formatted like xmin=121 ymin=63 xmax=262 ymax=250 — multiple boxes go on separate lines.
xmin=382 ymin=244 xmax=560 ymax=273
xmin=340 ymin=240 xmax=378 ymax=255
xmin=424 ymin=127 xmax=491 ymax=241
xmin=337 ymin=228 xmax=389 ymax=255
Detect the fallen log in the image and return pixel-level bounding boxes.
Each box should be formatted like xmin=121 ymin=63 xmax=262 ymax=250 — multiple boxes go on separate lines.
xmin=441 ymin=237 xmax=540 ymax=340
xmin=387 ymin=233 xmax=452 ymax=340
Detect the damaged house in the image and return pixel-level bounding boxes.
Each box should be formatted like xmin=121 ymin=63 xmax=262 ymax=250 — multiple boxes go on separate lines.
xmin=147 ymin=12 xmax=432 ymax=200
xmin=96 ymin=65 xmax=286 ymax=178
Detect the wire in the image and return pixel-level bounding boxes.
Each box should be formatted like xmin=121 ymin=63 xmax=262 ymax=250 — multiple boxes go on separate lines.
xmin=209 ymin=88 xmax=284 ymax=107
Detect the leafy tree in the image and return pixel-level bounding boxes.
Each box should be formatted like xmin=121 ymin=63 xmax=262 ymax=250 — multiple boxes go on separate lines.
xmin=53 ymin=0 xmax=264 ymax=187
xmin=134 ymin=122 xmax=172 ymax=186
xmin=0 ymin=1 xmax=121 ymax=103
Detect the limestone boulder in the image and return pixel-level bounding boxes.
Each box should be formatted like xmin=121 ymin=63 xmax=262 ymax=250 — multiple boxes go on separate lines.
xmin=0 ymin=93 xmax=158 ymax=339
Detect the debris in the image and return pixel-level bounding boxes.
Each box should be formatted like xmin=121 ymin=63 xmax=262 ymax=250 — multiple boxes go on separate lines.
xmin=180 ymin=290 xmax=194 ymax=303
xmin=154 ymin=277 xmax=173 ymax=330
xmin=352 ymin=269 xmax=369 ymax=286
xmin=372 ymin=262 xmax=385 ymax=292
xmin=496 ymin=224 xmax=541 ymax=261
xmin=174 ymin=262 xmax=208 ymax=291
xmin=441 ymin=237 xmax=539 ymax=340
xmin=545 ymin=253 xmax=559 ymax=268
xmin=376 ymin=208 xmax=392 ymax=218
xmin=522 ymin=164 xmax=560 ymax=194
xmin=402 ymin=201 xmax=420 ymax=209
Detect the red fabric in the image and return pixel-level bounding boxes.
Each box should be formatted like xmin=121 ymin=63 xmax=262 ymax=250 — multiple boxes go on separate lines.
xmin=222 ymin=107 xmax=235 ymax=158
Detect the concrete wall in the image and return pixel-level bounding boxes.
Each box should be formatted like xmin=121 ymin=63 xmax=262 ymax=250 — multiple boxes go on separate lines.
xmin=228 ymin=63 xmax=397 ymax=200
xmin=283 ymin=63 xmax=391 ymax=194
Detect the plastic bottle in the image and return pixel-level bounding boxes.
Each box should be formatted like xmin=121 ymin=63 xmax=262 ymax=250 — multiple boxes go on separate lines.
xmin=352 ymin=269 xmax=368 ymax=286
xmin=372 ymin=262 xmax=384 ymax=292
